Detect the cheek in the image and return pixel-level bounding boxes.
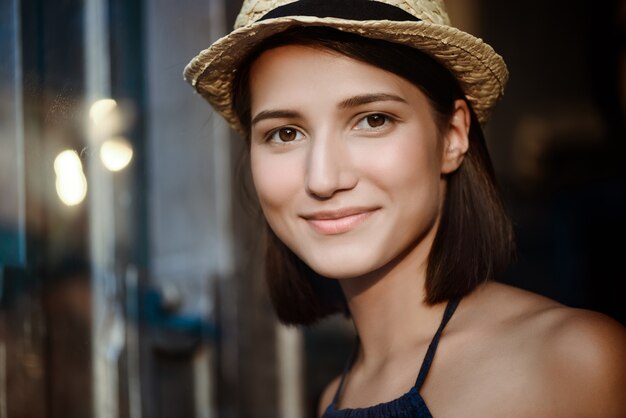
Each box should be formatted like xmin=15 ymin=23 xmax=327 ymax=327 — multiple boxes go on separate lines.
xmin=250 ymin=148 xmax=303 ymax=218
xmin=356 ymin=133 xmax=442 ymax=194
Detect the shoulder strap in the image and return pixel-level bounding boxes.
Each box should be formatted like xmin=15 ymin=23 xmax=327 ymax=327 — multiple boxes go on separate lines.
xmin=414 ymin=297 xmax=461 ymax=390
xmin=331 ymin=298 xmax=461 ymax=405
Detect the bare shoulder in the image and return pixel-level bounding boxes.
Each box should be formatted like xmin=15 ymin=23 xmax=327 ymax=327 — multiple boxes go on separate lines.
xmin=317 ymin=375 xmax=341 ymax=418
xmin=540 ymin=304 xmax=626 ymax=416
xmin=468 ymin=282 xmax=626 ymax=416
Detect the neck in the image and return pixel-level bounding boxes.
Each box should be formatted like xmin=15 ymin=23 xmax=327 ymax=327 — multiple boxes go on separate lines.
xmin=340 ymin=240 xmax=448 ymax=368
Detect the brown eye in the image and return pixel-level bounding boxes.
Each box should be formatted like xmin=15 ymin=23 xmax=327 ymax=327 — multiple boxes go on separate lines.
xmin=353 ymin=113 xmax=394 ymax=132
xmin=267 ymin=127 xmax=303 ymax=143
xmin=366 ymin=114 xmax=386 ymax=128
xmin=278 ymin=128 xmax=297 ymax=142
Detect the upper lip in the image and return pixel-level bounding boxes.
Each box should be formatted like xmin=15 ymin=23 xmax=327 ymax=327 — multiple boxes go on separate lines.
xmin=300 ymin=207 xmax=379 ymax=220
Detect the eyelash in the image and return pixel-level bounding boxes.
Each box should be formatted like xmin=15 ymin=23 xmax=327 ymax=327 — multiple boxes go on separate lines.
xmin=353 ymin=113 xmax=395 ymax=131
xmin=265 ymin=126 xmax=305 ymax=144
xmin=263 ymin=113 xmax=395 ymax=144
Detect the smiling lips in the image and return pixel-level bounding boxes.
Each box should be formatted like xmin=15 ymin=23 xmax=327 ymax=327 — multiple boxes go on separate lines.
xmin=302 ymin=207 xmax=379 ymax=235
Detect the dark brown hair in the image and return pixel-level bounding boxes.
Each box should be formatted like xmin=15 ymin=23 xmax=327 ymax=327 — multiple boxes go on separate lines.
xmin=233 ymin=27 xmax=515 ymax=325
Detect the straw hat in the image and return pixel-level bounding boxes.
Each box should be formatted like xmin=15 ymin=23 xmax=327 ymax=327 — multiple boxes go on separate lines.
xmin=184 ymin=0 xmax=508 ymax=134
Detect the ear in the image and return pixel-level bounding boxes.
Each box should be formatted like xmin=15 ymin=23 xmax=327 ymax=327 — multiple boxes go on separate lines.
xmin=440 ymin=99 xmax=471 ymax=174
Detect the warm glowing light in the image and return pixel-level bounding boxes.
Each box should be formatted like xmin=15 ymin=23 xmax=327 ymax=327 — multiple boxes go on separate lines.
xmin=56 ymin=174 xmax=88 ymax=206
xmin=54 ymin=150 xmax=83 ymax=174
xmin=89 ymin=98 xmax=124 ymax=139
xmin=54 ymin=150 xmax=88 ymax=206
xmin=100 ymin=137 xmax=133 ymax=172
xmin=89 ymin=98 xmax=118 ymax=124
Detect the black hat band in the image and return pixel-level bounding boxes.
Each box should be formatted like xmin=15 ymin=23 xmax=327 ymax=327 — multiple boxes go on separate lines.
xmin=259 ymin=0 xmax=422 ymax=22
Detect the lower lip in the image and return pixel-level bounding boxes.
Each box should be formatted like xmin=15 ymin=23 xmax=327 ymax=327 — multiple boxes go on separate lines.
xmin=306 ymin=210 xmax=376 ymax=235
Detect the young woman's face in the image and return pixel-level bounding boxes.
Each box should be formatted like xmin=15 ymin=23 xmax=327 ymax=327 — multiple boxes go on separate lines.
xmin=249 ymin=44 xmax=466 ymax=279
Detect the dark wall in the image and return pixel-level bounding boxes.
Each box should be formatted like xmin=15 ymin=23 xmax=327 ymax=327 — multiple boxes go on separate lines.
xmin=481 ymin=0 xmax=626 ymax=324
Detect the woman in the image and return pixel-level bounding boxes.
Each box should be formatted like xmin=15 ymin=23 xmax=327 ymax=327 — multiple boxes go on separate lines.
xmin=185 ymin=1 xmax=626 ymax=416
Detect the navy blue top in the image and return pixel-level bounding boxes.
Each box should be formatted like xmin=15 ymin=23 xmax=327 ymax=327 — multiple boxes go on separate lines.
xmin=322 ymin=298 xmax=461 ymax=418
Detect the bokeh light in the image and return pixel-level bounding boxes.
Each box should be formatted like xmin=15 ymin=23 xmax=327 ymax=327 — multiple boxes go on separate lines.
xmin=89 ymin=98 xmax=123 ymax=138
xmin=54 ymin=150 xmax=88 ymax=206
xmin=89 ymin=98 xmax=117 ymax=124
xmin=100 ymin=137 xmax=133 ymax=172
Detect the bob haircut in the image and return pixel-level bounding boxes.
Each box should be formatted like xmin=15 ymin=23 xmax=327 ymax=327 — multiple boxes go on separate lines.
xmin=232 ymin=27 xmax=515 ymax=325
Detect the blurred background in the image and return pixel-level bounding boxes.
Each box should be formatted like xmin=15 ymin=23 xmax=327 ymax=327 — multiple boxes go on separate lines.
xmin=0 ymin=0 xmax=624 ymax=417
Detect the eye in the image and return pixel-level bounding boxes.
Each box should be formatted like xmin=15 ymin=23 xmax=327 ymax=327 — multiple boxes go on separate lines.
xmin=354 ymin=113 xmax=393 ymax=131
xmin=266 ymin=127 xmax=304 ymax=144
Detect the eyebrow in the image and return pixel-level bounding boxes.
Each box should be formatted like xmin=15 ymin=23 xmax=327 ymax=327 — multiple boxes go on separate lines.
xmin=338 ymin=93 xmax=407 ymax=109
xmin=251 ymin=110 xmax=301 ymax=126
xmin=250 ymin=93 xmax=407 ymax=126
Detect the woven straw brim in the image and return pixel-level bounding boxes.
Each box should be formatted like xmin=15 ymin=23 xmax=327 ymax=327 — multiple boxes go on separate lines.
xmin=184 ymin=16 xmax=508 ymax=135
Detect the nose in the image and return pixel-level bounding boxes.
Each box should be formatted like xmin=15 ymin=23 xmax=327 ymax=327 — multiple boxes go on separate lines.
xmin=305 ymin=133 xmax=358 ymax=199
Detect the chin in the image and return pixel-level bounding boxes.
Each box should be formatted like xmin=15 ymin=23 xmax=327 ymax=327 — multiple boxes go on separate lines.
xmin=300 ymin=250 xmax=384 ymax=280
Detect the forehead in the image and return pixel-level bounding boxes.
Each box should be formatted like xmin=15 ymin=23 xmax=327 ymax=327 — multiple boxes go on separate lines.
xmin=248 ymin=44 xmax=424 ymax=110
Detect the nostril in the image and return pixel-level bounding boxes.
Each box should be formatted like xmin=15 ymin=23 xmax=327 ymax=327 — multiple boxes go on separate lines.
xmin=305 ymin=171 xmax=359 ymax=200
xmin=304 ymin=170 xmax=338 ymax=199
